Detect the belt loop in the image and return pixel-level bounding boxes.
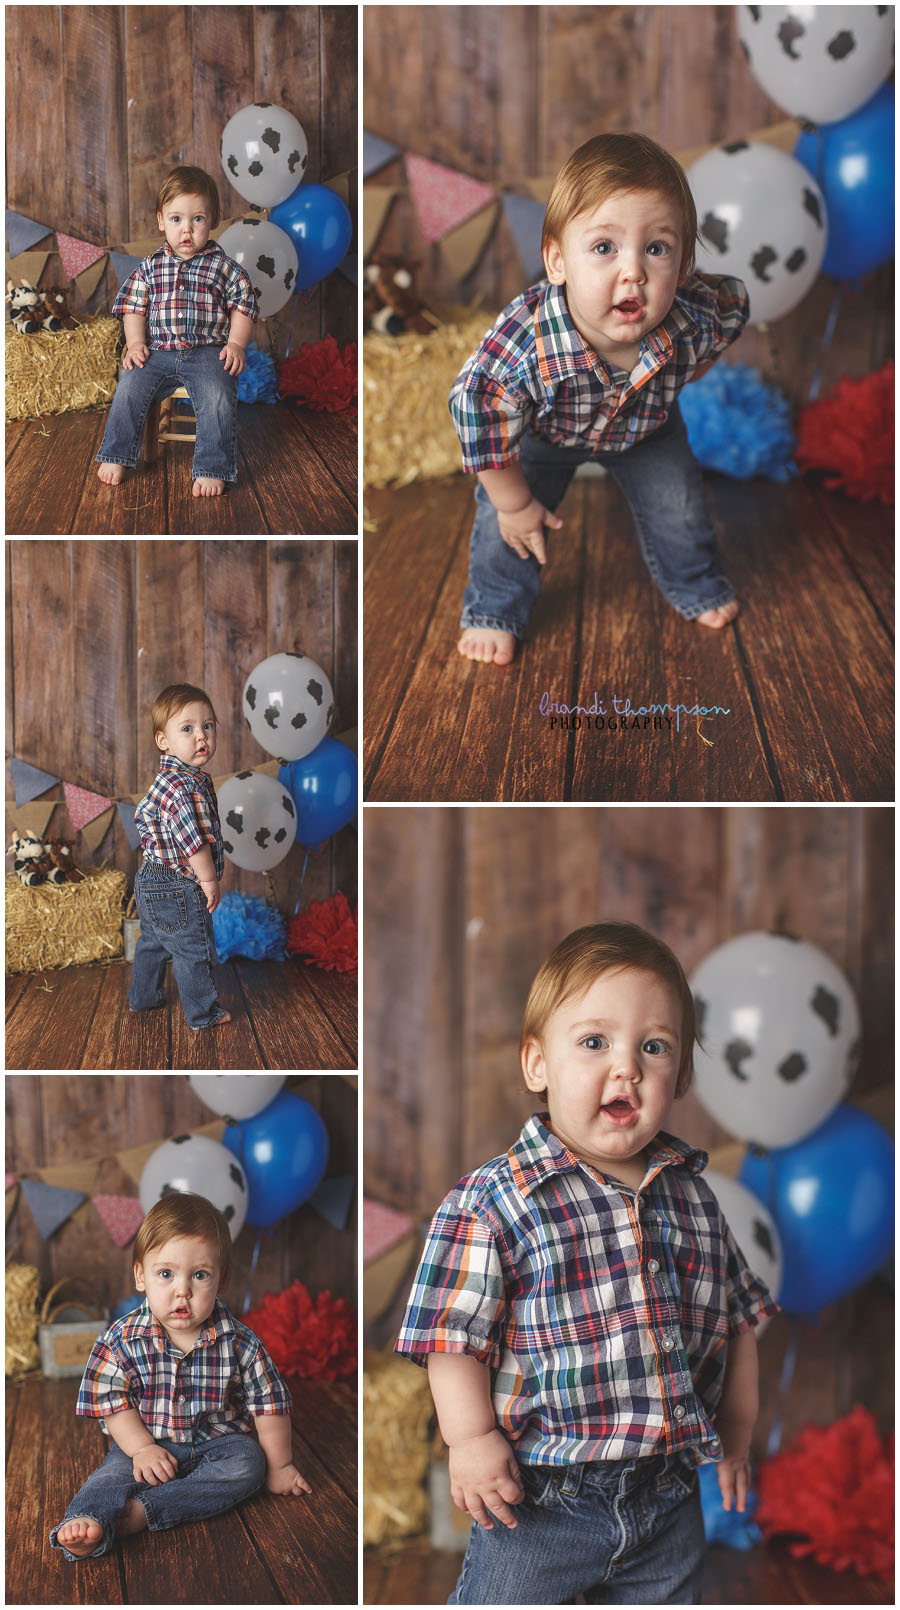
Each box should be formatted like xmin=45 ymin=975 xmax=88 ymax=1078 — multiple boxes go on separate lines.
xmin=559 ymin=1464 xmax=584 ymax=1498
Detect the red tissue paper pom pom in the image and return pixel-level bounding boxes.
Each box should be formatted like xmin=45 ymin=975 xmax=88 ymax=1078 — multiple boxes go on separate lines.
xmin=794 ymin=361 xmax=893 ymax=504
xmin=755 ymin=1405 xmax=894 ymax=1580
xmin=277 ymin=336 xmax=357 ymax=413
xmin=287 ymin=891 xmax=357 ymax=973
xmin=242 ymin=1280 xmax=356 ymax=1381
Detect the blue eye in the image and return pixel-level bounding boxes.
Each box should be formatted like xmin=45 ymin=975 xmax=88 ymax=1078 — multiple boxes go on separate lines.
xmin=592 ymin=240 xmax=614 ymax=255
xmin=194 ymin=1271 xmax=210 ymax=1281
xmin=582 ymin=1034 xmax=607 ymax=1050
xmin=644 ymin=1038 xmax=669 ymax=1055
xmin=647 ymin=242 xmax=671 ymax=257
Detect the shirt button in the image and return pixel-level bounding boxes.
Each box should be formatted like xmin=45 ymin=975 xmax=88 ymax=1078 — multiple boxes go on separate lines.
xmin=661 ymin=1334 xmax=675 ymax=1351
xmin=179 ymin=1395 xmax=186 ymax=1403
xmin=673 ymin=1405 xmax=686 ymax=1421
xmin=648 ymin=1258 xmax=660 ymax=1274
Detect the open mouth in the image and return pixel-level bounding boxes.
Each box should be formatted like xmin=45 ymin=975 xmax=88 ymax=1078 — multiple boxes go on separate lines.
xmin=602 ymin=1097 xmax=638 ymax=1125
xmin=613 ymin=299 xmax=644 ymax=320
xmin=171 ymin=1308 xmax=191 ymax=1319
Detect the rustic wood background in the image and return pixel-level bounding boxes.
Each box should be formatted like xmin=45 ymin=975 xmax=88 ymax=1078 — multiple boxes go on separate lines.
xmin=363 ymin=4 xmax=892 ymax=401
xmin=5 ymin=1073 xmax=357 ymax=1308
xmin=363 ymin=806 xmax=894 ymax=1216
xmin=5 ymin=539 xmax=358 ymax=906
xmin=6 ymin=4 xmax=357 ymax=354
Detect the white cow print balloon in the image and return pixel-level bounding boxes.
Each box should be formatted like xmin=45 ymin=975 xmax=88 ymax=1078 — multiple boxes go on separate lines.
xmin=738 ymin=5 xmax=895 ymax=126
xmin=243 ymin=650 xmax=334 ymax=763
xmin=704 ymin=1170 xmax=782 ymax=1319
xmin=220 ymin=102 xmax=308 ymax=209
xmin=139 ymin=1134 xmax=248 ymax=1238
xmin=216 ymin=218 xmax=298 ymax=319
xmin=688 ymin=140 xmax=827 ymax=323
xmin=690 ymin=931 xmax=860 ymax=1149
xmin=217 ymin=770 xmax=297 ymax=872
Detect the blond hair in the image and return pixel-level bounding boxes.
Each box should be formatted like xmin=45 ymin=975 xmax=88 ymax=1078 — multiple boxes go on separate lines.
xmin=156 ymin=166 xmax=221 ymax=229
xmin=520 ymin=921 xmax=697 ymax=1097
xmin=541 ymin=133 xmax=700 ymax=280
xmin=151 ymin=683 xmax=217 ymax=747
xmin=133 ymin=1192 xmax=233 ymax=1286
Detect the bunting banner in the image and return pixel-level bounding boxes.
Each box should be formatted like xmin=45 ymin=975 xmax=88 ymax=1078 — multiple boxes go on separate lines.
xmin=440 ymin=200 xmax=500 ymax=283
xmin=55 ymin=231 xmax=108 ymax=284
xmin=91 ymin=1193 xmax=146 ymax=1248
xmin=404 ymin=153 xmax=497 ymax=246
xmin=116 ymin=802 xmax=141 ymax=851
xmin=6 ymin=209 xmax=52 ymax=256
xmin=500 ymin=192 xmax=546 ymax=285
xmin=10 ymin=758 xmax=59 ymax=808
xmin=5 ymin=250 xmax=51 ymax=290
xmin=6 ymin=800 xmax=57 ymax=841
xmin=363 ymin=187 xmax=397 ymax=257
xmin=108 ymin=250 xmax=143 ymax=287
xmin=363 ymin=130 xmax=401 ymax=179
xmin=63 ymin=782 xmax=115 ymax=833
xmin=20 ymin=1178 xmax=87 ymax=1240
xmin=308 ymin=1172 xmax=356 ymax=1232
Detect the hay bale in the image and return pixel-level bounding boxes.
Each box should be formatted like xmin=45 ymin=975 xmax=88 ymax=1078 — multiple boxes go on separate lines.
xmin=6 ymin=316 xmax=121 ymax=420
xmin=6 ymin=1263 xmax=40 ymax=1376
xmin=363 ymin=310 xmax=495 ymax=489
xmin=363 ymin=1349 xmax=433 ymax=1546
xmin=6 ymin=868 xmax=126 ymax=973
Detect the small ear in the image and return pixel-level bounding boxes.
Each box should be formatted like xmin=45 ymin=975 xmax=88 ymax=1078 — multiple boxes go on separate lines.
xmin=543 ymin=239 xmax=565 ymax=285
xmin=133 ymin=1262 xmax=146 ymax=1292
xmin=521 ymin=1036 xmax=547 ymax=1092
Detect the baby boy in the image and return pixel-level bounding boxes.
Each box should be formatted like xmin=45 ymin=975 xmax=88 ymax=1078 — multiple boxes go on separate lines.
xmin=449 ymin=133 xmax=749 ymax=665
xmin=97 ymin=164 xmax=258 ymax=497
xmin=129 ymin=682 xmax=231 ymax=1030
xmin=397 ymin=921 xmax=777 ymax=1604
xmin=51 ymin=1192 xmax=309 ymax=1561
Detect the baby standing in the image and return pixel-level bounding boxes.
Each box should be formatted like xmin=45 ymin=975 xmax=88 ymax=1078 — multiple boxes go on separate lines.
xmin=97 ymin=165 xmax=258 ymax=498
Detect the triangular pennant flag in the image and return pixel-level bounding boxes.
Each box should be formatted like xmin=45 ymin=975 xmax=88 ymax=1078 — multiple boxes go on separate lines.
xmin=501 ymin=191 xmax=547 ymax=285
xmin=6 ymin=800 xmax=57 ymax=841
xmin=80 ymin=804 xmax=115 ymax=855
xmin=362 ymin=187 xmax=396 ymax=258
xmin=122 ymin=235 xmax=161 ymax=260
xmin=63 ymin=782 xmax=114 ymax=833
xmin=75 ymin=253 xmax=108 ymax=301
xmin=363 ymin=1196 xmax=417 ymax=1264
xmin=522 ymin=176 xmax=553 ymax=207
xmin=36 ymin=1157 xmax=100 ymax=1194
xmin=21 ymin=1178 xmax=87 ymax=1239
xmin=308 ymin=1172 xmax=356 ymax=1231
xmin=6 ymin=209 xmax=53 ymax=256
xmin=92 ymin=1194 xmax=145 ymax=1248
xmin=117 ymin=801 xmax=141 ymax=851
xmin=439 ymin=199 xmax=499 ymax=282
xmin=363 ymin=130 xmax=401 ymax=179
xmin=55 ymin=232 xmax=107 ymax=284
xmin=324 ymin=171 xmax=351 ymax=208
xmin=11 ymin=758 xmax=59 ymax=807
xmin=5 ymin=250 xmax=51 ymax=291
xmin=338 ymin=252 xmax=357 ymax=285
xmin=405 ymin=154 xmax=497 ymax=246
xmin=6 ymin=1174 xmax=16 ymax=1191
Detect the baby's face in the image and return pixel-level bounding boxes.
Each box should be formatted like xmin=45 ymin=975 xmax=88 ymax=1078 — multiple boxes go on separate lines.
xmin=544 ymin=188 xmax=683 ymax=368
xmin=157 ymin=192 xmax=213 ymax=259
xmin=156 ymin=701 xmax=217 ymax=769
xmin=522 ymin=966 xmax=682 ymax=1181
xmin=134 ymin=1234 xmax=221 ymax=1346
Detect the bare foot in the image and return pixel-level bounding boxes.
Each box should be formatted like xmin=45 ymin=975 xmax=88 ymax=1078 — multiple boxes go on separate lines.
xmin=56 ymin=1517 xmax=104 ymax=1557
xmin=696 ymin=600 xmax=739 ymax=630
xmin=458 ymin=626 xmax=516 ymax=666
xmin=192 ymin=477 xmax=224 ymax=497
xmin=97 ymin=463 xmax=124 ymax=486
xmin=115 ymin=1498 xmax=147 ymax=1538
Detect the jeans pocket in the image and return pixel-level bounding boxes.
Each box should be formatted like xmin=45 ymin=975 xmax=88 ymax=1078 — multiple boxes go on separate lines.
xmin=144 ymin=884 xmax=189 ymax=935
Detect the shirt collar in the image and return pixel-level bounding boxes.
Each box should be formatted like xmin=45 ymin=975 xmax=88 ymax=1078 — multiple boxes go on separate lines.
xmin=508 ymin=1111 xmax=707 ymax=1197
xmin=159 ymin=752 xmax=212 ymax=784
xmin=123 ymin=1296 xmax=232 ymax=1351
xmin=533 ymin=276 xmax=700 ymax=385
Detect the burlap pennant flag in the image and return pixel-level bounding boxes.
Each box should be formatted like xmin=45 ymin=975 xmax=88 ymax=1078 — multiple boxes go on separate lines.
xmin=122 ymin=234 xmax=161 ymax=259
xmin=75 ymin=254 xmax=109 ymax=301
xmin=6 ymin=800 xmax=57 ymax=840
xmin=522 ymin=176 xmax=553 ymax=207
xmin=405 ymin=153 xmax=497 ymax=246
xmin=439 ymin=199 xmax=499 ymax=281
xmin=92 ymin=1194 xmax=145 ymax=1248
xmin=363 ymin=187 xmax=396 ymax=257
xmin=36 ymin=1158 xmax=101 ymax=1195
xmin=325 ymin=171 xmax=352 ymax=208
xmin=55 ymin=232 xmax=107 ymax=284
xmin=63 ymin=782 xmax=114 ymax=833
xmin=5 ymin=250 xmax=51 ymax=290
xmin=80 ymin=804 xmax=115 ymax=854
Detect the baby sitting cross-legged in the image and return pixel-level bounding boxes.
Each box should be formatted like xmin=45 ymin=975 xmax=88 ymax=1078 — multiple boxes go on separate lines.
xmin=51 ymin=1193 xmax=310 ymax=1562
xmin=96 ymin=164 xmax=258 ymax=498
xmin=449 ymin=133 xmax=749 ymax=666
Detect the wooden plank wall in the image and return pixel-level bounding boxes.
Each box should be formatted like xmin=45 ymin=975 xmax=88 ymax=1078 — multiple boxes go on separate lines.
xmin=5 ymin=1073 xmax=357 ymax=1307
xmin=5 ymin=540 xmax=357 ymax=906
xmin=363 ymin=807 xmax=894 ymax=1216
xmin=362 ymin=5 xmax=892 ymax=400
xmin=6 ymin=5 xmax=357 ymax=353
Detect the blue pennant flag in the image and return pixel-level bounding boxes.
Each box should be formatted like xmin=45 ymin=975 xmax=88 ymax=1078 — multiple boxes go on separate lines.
xmin=501 ymin=192 xmax=546 ymax=285
xmin=21 ymin=1178 xmax=87 ymax=1240
xmin=116 ymin=802 xmax=141 ymax=851
xmin=109 ymin=251 xmax=143 ymax=290
xmin=337 ymin=252 xmax=357 ymax=286
xmin=308 ymin=1172 xmax=356 ymax=1232
xmin=363 ymin=130 xmax=400 ymax=179
xmin=6 ymin=209 xmax=53 ymax=257
xmin=11 ymin=758 xmax=59 ymax=807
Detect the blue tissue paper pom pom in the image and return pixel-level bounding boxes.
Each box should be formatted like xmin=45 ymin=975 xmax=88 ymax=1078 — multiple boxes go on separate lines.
xmin=236 ymin=341 xmax=279 ymax=404
xmin=211 ymin=892 xmax=286 ymax=961
xmin=679 ymin=363 xmax=795 ymax=483
xmin=697 ymin=1460 xmax=761 ymax=1550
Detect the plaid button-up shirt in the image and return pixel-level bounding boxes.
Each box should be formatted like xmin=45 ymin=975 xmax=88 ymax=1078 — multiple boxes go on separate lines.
xmin=77 ymin=1299 xmax=291 ymax=1442
xmin=396 ymin=1114 xmax=777 ymax=1467
xmin=134 ymin=753 xmax=224 ymax=881
xmin=111 ymin=241 xmax=258 ymax=350
xmin=449 ymin=272 xmax=749 ymax=471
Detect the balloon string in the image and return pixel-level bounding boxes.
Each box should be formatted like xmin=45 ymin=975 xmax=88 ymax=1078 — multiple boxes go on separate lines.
xmin=241 ymin=1228 xmax=263 ymax=1316
xmin=283 ymin=278 xmax=318 ymax=360
xmin=766 ymin=1318 xmax=801 ymax=1458
xmin=807 ymin=282 xmax=843 ymax=402
xmin=293 ymin=851 xmax=310 ymax=915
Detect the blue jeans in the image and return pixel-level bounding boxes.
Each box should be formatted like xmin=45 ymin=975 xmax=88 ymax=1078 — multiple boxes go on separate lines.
xmin=49 ymin=1432 xmax=266 ymax=1561
xmin=461 ymin=405 xmax=734 ymax=636
xmin=95 ymin=344 xmax=238 ymax=482
xmin=128 ymin=856 xmax=223 ymax=1029
xmin=449 ymin=1453 xmax=706 ymax=1605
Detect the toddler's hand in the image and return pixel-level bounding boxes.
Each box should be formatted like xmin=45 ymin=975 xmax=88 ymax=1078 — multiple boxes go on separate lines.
xmin=448 ymin=1429 xmax=524 ymax=1531
xmin=132 ymin=1443 xmax=176 ymax=1485
xmin=496 ymin=497 xmax=562 ymax=565
xmin=219 ymin=341 xmax=246 ymax=376
xmin=265 ymin=1461 xmax=312 ymax=1496
xmin=123 ymin=343 xmax=149 ymax=370
xmin=200 ymin=877 xmax=220 ymax=913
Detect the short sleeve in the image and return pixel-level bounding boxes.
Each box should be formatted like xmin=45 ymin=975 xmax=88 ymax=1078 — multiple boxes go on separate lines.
xmin=236 ymin=1333 xmax=292 ymax=1416
xmin=160 ymin=788 xmax=208 ymax=858
xmin=689 ymin=273 xmax=750 ymax=364
xmin=76 ymin=1334 xmax=139 ymax=1419
xmin=720 ymin=1213 xmax=780 ymax=1336
xmin=112 ymin=267 xmax=149 ymax=321
xmin=448 ymin=368 xmax=533 ymax=473
xmin=395 ymin=1196 xmax=508 ymax=1368
xmin=221 ymin=256 xmax=259 ymax=322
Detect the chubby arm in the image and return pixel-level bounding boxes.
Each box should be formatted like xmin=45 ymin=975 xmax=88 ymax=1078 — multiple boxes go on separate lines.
xmin=106 ymin=1406 xmax=176 ymax=1484
xmin=122 ymin=311 xmax=149 ymax=370
xmin=187 ymin=845 xmax=220 ymax=911
xmin=477 ymin=464 xmax=563 ymax=566
xmin=427 ymin=1353 xmax=523 ymax=1530
xmin=713 ymin=1327 xmax=759 ymax=1512
xmin=254 ymin=1414 xmax=312 ymax=1496
xmin=220 ymin=308 xmax=256 ymax=376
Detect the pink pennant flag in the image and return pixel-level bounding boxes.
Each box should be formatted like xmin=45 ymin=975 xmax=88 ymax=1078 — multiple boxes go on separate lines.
xmin=404 ymin=153 xmax=497 ymax=246
xmin=6 ymin=1174 xmax=16 ymax=1191
xmin=56 ymin=231 xmax=107 ymax=284
xmin=92 ymin=1194 xmax=145 ymax=1248
xmin=63 ymin=781 xmax=114 ymax=832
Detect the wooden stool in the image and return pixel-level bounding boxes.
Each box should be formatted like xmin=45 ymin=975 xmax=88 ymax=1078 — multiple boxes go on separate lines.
xmin=145 ymin=385 xmax=196 ymax=462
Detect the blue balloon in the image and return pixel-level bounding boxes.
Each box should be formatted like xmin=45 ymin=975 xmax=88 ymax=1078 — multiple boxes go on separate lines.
xmin=111 ymin=1296 xmax=143 ymax=1323
xmin=221 ymin=1091 xmax=329 ymax=1228
xmin=278 ymin=739 xmax=357 ymax=846
xmin=740 ymin=1103 xmax=893 ymax=1316
xmin=268 ymin=183 xmax=352 ymax=290
xmin=794 ymin=85 xmax=894 ymax=280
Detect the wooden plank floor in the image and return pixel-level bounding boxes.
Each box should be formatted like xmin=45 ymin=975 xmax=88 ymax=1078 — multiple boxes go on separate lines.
xmin=6 ymin=1375 xmax=356 ymax=1606
xmin=6 ymin=401 xmax=356 ymax=536
xmin=5 ymin=956 xmax=356 ymax=1071
xmin=363 ymin=472 xmax=893 ymax=802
